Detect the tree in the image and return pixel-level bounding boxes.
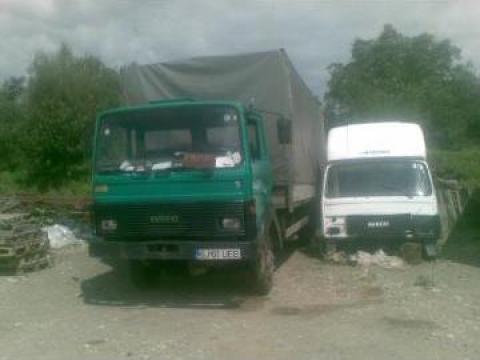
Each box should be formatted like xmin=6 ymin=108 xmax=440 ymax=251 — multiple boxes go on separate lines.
xmin=24 ymin=44 xmax=121 ymax=188
xmin=325 ymin=25 xmax=480 ymax=149
xmin=0 ymin=77 xmax=26 ymax=170
xmin=2 ymin=76 xmax=26 ymax=102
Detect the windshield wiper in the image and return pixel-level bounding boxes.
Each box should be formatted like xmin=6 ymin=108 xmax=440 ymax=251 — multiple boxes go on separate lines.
xmin=97 ymin=167 xmax=146 ymax=175
xmin=149 ymin=165 xmax=215 ymax=177
xmin=167 ymin=166 xmax=215 ymax=176
xmin=97 ymin=168 xmax=128 ymax=175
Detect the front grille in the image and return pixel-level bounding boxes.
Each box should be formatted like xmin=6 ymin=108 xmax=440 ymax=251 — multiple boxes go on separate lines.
xmin=94 ymin=201 xmax=251 ymax=241
xmin=346 ymin=214 xmax=411 ymax=237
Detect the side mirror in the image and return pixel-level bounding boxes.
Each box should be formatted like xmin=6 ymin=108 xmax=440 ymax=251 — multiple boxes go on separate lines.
xmin=277 ymin=117 xmax=292 ymax=145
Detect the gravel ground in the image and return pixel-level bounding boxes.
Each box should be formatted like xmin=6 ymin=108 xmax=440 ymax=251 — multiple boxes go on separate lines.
xmin=1 ymin=242 xmax=479 ymax=360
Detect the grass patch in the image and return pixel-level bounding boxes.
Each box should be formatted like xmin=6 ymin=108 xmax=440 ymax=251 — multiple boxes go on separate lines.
xmin=0 ymin=170 xmax=90 ymax=197
xmin=430 ymin=147 xmax=480 ymax=187
xmin=0 ymin=171 xmax=24 ymax=194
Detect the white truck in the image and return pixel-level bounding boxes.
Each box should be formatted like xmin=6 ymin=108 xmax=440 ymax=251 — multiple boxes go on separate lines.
xmin=321 ymin=122 xmax=440 ymax=257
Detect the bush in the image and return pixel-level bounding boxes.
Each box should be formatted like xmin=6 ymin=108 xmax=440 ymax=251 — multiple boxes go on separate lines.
xmin=23 ymin=45 xmax=121 ymax=189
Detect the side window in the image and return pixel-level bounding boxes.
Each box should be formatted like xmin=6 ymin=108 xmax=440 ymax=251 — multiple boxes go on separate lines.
xmin=248 ymin=120 xmax=260 ymax=161
xmin=98 ymin=123 xmax=129 ymax=165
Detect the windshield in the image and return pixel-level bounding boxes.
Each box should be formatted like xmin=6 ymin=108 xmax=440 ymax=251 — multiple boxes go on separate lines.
xmin=96 ymin=105 xmax=243 ymax=173
xmin=326 ymin=160 xmax=432 ymax=198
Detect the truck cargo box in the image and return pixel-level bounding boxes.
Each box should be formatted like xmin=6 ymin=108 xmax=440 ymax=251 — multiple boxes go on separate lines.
xmin=327 ymin=122 xmax=426 ymax=162
xmin=120 ymin=49 xmax=325 ymax=207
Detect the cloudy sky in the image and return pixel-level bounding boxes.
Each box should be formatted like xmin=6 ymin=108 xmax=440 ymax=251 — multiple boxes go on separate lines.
xmin=1 ymin=0 xmax=479 ymax=95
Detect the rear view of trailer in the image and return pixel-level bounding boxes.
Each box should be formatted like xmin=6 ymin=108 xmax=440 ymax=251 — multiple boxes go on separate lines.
xmin=120 ymin=49 xmax=325 ymax=210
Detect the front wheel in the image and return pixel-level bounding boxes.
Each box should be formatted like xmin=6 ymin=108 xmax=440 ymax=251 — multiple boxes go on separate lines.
xmin=128 ymin=260 xmax=156 ymax=289
xmin=249 ymin=233 xmax=274 ymax=296
xmin=309 ymin=235 xmax=323 ymax=258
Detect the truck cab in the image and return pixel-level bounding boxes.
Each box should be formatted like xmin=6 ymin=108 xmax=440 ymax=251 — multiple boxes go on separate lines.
xmin=90 ymin=100 xmax=275 ymax=293
xmin=321 ymin=122 xmax=440 ymax=256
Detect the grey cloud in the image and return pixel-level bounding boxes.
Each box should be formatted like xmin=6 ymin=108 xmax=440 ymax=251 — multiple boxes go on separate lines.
xmin=1 ymin=0 xmax=479 ymax=95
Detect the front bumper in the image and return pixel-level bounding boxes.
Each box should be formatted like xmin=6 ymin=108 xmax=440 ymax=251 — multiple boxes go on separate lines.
xmin=323 ymin=214 xmax=440 ymax=243
xmin=89 ymin=238 xmax=255 ymax=261
xmin=324 ymin=233 xmax=437 ymax=243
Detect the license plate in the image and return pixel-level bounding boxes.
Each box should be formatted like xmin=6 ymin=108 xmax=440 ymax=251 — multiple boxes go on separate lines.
xmin=195 ymin=248 xmax=241 ymax=260
xmin=367 ymin=220 xmax=390 ymax=229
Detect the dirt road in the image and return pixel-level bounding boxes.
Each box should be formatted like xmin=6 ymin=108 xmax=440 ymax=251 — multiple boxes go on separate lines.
xmin=1 ymin=243 xmax=479 ymax=360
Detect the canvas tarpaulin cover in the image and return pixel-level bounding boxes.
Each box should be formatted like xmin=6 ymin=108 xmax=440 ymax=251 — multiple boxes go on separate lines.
xmin=120 ymin=49 xmax=325 ymax=188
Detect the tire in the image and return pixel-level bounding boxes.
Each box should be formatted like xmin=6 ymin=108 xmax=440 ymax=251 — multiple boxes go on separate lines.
xmin=299 ymin=216 xmax=315 ymax=246
xmin=309 ymin=235 xmax=323 ymax=258
xmin=325 ymin=240 xmax=337 ymax=256
xmin=128 ymin=260 xmax=156 ymax=289
xmin=250 ymin=230 xmax=275 ymax=296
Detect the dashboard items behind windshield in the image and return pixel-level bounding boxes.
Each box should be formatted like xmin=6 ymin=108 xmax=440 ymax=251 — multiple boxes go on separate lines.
xmin=113 ymin=150 xmax=242 ymax=174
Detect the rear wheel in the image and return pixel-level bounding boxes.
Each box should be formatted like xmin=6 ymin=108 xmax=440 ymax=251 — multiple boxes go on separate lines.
xmin=128 ymin=260 xmax=156 ymax=289
xmin=250 ymin=229 xmax=274 ymax=296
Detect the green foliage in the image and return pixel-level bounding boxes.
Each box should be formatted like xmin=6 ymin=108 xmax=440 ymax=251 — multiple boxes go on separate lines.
xmin=22 ymin=44 xmax=121 ymax=188
xmin=2 ymin=76 xmax=26 ymax=101
xmin=0 ymin=171 xmax=23 ymax=194
xmin=325 ymin=24 xmax=480 ymax=150
xmin=0 ymin=44 xmax=121 ymax=191
xmin=0 ymin=78 xmax=26 ymax=171
xmin=0 ymin=170 xmax=90 ymax=196
xmin=430 ymin=147 xmax=480 ymax=187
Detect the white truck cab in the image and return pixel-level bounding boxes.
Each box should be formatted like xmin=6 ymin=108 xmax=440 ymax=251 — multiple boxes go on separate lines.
xmin=321 ymin=122 xmax=440 ymax=256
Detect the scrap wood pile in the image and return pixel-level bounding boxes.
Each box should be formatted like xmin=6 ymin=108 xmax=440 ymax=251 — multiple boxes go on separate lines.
xmin=0 ymin=213 xmax=50 ymax=273
xmin=0 ymin=196 xmax=90 ymax=274
xmin=435 ymin=178 xmax=473 ymax=245
xmin=0 ymin=199 xmax=51 ymax=273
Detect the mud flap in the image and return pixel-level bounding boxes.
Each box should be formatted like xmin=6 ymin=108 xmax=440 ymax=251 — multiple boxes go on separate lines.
xmin=424 ymin=242 xmax=438 ymax=259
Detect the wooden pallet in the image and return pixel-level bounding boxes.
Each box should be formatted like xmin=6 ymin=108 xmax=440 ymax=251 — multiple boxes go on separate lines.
xmin=0 ymin=228 xmax=50 ymax=274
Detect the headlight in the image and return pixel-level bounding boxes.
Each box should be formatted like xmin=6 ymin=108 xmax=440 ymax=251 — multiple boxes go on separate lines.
xmin=324 ymin=216 xmax=346 ymax=236
xmin=101 ymin=219 xmax=117 ymax=231
xmin=220 ymin=217 xmax=241 ymax=231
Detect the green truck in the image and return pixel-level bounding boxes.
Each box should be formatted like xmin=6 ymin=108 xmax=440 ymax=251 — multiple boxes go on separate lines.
xmin=89 ymin=50 xmax=325 ymax=294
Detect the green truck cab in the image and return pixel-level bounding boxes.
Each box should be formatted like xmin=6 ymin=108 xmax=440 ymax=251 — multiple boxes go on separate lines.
xmin=91 ymin=100 xmax=276 ymax=292
xmin=89 ymin=50 xmax=325 ymax=294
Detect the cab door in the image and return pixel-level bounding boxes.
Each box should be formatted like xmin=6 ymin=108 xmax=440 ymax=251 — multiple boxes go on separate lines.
xmin=247 ymin=114 xmax=272 ymax=228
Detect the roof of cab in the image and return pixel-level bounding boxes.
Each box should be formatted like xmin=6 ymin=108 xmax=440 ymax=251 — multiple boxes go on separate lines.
xmin=96 ymin=99 xmax=244 ymax=119
xmin=327 ymin=122 xmax=426 ymax=162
